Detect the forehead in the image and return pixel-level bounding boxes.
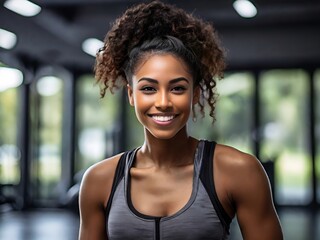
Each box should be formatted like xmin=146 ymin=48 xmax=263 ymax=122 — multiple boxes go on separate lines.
xmin=134 ymin=53 xmax=192 ymax=78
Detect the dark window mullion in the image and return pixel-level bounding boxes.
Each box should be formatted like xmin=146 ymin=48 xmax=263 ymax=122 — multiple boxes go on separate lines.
xmin=253 ymin=70 xmax=260 ymax=160
xmin=309 ymin=69 xmax=317 ymax=207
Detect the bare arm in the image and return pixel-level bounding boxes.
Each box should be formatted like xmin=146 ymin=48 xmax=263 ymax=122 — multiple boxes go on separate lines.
xmin=231 ymin=154 xmax=283 ymax=240
xmin=78 ymin=155 xmax=121 ymax=240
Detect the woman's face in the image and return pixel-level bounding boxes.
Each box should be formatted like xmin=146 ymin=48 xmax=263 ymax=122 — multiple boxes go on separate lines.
xmin=127 ymin=54 xmax=199 ymax=140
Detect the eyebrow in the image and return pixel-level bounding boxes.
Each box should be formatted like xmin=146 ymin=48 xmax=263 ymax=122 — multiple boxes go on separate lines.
xmin=137 ymin=77 xmax=190 ymax=84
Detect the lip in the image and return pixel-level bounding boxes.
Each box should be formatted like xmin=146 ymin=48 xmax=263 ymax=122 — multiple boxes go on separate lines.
xmin=148 ymin=113 xmax=177 ymax=126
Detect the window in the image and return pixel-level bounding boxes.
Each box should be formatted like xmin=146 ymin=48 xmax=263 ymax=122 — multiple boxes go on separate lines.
xmin=126 ymin=100 xmax=144 ymax=150
xmin=188 ymin=72 xmax=255 ymax=154
xmin=75 ymin=75 xmax=120 ymax=173
xmin=260 ymin=69 xmax=311 ymax=205
xmin=0 ymin=87 xmax=20 ymax=185
xmin=30 ymin=75 xmax=64 ymax=200
xmin=0 ymin=65 xmax=22 ymax=187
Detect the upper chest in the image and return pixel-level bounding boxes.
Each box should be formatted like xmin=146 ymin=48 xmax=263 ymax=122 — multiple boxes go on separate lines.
xmin=129 ymin=164 xmax=194 ymax=217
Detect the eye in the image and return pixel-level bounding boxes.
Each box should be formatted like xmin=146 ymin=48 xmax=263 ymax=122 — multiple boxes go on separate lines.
xmin=171 ymin=86 xmax=187 ymax=93
xmin=140 ymin=86 xmax=156 ymax=93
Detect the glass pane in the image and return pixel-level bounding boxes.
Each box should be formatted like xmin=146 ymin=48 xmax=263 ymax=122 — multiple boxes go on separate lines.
xmin=188 ymin=72 xmax=255 ymax=154
xmin=75 ymin=75 xmax=119 ymax=173
xmin=260 ymin=69 xmax=311 ymax=205
xmin=0 ymin=87 xmax=20 ymax=185
xmin=315 ymin=70 xmax=320 ymax=203
xmin=126 ymin=103 xmax=144 ymax=150
xmin=31 ymin=76 xmax=64 ymax=200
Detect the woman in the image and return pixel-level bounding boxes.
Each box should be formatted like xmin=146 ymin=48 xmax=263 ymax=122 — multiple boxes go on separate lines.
xmin=78 ymin=1 xmax=283 ymax=239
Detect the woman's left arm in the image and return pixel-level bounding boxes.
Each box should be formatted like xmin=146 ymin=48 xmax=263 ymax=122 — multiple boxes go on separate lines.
xmin=230 ymin=153 xmax=283 ymax=240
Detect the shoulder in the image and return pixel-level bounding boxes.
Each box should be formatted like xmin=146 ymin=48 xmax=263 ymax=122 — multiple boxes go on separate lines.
xmin=82 ymin=153 xmax=123 ymax=182
xmin=214 ymin=143 xmax=269 ymax=200
xmin=78 ymin=153 xmax=127 ymax=239
xmin=214 ymin=143 xmax=262 ymax=171
xmin=79 ymin=153 xmax=124 ymax=207
xmin=213 ymin=144 xmax=283 ymax=239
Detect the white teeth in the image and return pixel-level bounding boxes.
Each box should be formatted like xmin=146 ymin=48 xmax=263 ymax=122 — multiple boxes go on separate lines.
xmin=152 ymin=115 xmax=174 ymax=122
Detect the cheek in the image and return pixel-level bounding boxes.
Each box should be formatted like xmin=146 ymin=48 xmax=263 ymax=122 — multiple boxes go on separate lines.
xmin=182 ymin=90 xmax=194 ymax=105
xmin=175 ymin=95 xmax=193 ymax=112
xmin=133 ymin=93 xmax=153 ymax=111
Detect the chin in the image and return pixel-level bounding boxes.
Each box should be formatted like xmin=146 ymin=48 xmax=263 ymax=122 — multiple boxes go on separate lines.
xmin=151 ymin=134 xmax=178 ymax=140
xmin=145 ymin=127 xmax=186 ymax=141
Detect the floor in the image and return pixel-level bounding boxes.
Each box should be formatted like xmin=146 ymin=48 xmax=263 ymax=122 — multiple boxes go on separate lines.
xmin=0 ymin=207 xmax=319 ymax=240
xmin=0 ymin=208 xmax=79 ymax=240
xmin=230 ymin=207 xmax=320 ymax=240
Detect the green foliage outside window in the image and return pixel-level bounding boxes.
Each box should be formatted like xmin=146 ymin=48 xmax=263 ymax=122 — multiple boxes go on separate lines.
xmin=188 ymin=72 xmax=254 ymax=154
xmin=260 ymin=69 xmax=311 ymax=204
xmin=0 ymin=87 xmax=20 ymax=184
xmin=75 ymin=75 xmax=119 ymax=172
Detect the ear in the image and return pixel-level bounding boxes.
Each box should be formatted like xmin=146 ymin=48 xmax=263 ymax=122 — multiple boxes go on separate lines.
xmin=192 ymin=86 xmax=200 ymax=105
xmin=127 ymin=84 xmax=134 ymax=106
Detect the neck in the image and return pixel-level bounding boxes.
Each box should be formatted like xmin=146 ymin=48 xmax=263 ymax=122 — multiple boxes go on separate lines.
xmin=137 ymin=127 xmax=198 ymax=169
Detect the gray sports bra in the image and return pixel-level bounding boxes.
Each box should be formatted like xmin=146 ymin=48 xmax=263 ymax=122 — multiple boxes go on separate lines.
xmin=105 ymin=140 xmax=232 ymax=240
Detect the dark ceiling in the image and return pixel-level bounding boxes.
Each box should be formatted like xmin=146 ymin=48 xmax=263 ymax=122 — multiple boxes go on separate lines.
xmin=0 ymin=0 xmax=320 ymax=74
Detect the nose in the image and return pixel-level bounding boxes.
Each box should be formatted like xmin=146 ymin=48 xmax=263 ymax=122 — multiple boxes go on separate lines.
xmin=155 ymin=91 xmax=172 ymax=110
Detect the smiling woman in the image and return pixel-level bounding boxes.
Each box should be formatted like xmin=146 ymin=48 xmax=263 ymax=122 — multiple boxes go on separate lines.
xmin=78 ymin=1 xmax=283 ymax=240
xmin=127 ymin=54 xmax=196 ymax=140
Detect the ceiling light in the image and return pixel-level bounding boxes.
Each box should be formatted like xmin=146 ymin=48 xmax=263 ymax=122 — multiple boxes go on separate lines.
xmin=0 ymin=28 xmax=17 ymax=49
xmin=0 ymin=67 xmax=23 ymax=92
xmin=233 ymin=0 xmax=257 ymax=18
xmin=36 ymin=76 xmax=63 ymax=96
xmin=82 ymin=38 xmax=104 ymax=57
xmin=4 ymin=0 xmax=41 ymax=17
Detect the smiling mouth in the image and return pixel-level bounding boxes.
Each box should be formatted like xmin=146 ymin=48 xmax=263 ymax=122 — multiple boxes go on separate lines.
xmin=149 ymin=114 xmax=176 ymax=122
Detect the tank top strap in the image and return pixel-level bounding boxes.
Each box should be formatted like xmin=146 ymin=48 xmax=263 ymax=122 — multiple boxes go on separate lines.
xmin=193 ymin=140 xmax=205 ymax=179
xmin=105 ymin=149 xmax=133 ymax=217
xmin=124 ymin=147 xmax=140 ymax=200
xmin=199 ymin=140 xmax=232 ymax=233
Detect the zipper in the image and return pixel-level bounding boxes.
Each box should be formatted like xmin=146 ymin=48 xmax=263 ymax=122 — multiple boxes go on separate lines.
xmin=155 ymin=217 xmax=161 ymax=240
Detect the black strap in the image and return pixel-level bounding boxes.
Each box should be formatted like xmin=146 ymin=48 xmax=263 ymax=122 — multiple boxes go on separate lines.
xmin=105 ymin=151 xmax=128 ymax=217
xmin=199 ymin=140 xmax=231 ymax=233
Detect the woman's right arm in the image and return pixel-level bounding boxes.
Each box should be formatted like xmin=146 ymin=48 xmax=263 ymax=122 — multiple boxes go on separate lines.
xmin=78 ymin=155 xmax=121 ymax=240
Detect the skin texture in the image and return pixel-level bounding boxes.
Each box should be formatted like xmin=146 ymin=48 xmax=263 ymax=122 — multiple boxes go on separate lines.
xmin=78 ymin=54 xmax=283 ymax=240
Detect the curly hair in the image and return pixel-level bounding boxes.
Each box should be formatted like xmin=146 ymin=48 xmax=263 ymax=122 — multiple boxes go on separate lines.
xmin=94 ymin=0 xmax=226 ymax=121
